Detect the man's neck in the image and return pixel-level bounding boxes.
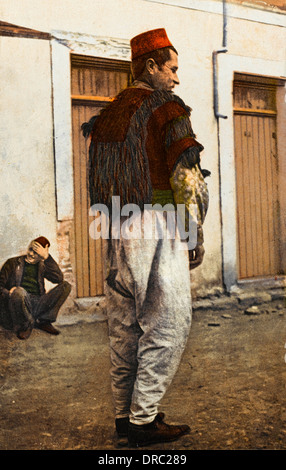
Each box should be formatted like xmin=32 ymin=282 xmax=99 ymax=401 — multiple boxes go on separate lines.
xmin=132 ymin=79 xmax=154 ymax=91
xmin=25 ymin=257 xmax=39 ymax=265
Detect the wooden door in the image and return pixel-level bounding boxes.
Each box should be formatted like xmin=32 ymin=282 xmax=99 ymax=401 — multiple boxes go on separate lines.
xmin=71 ymin=55 xmax=131 ymax=297
xmin=233 ymin=74 xmax=280 ymax=279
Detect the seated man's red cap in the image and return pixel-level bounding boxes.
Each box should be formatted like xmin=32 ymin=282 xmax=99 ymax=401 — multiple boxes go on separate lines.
xmin=131 ymin=28 xmax=173 ymax=60
xmin=33 ymin=236 xmax=50 ymax=247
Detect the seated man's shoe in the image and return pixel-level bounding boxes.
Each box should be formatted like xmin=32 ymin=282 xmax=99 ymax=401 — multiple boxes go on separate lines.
xmin=115 ymin=417 xmax=129 ymax=438
xmin=115 ymin=417 xmax=129 ymax=447
xmin=128 ymin=412 xmax=190 ymax=448
xmin=37 ymin=322 xmax=60 ymax=335
xmin=17 ymin=326 xmax=33 ymax=340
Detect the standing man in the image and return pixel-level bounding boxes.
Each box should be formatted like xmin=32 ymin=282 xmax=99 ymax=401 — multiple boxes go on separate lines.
xmin=0 ymin=236 xmax=71 ymax=340
xmin=86 ymin=28 xmax=209 ymax=447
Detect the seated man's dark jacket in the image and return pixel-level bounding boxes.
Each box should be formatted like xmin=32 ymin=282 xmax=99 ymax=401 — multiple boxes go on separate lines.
xmin=0 ymin=255 xmax=63 ymax=302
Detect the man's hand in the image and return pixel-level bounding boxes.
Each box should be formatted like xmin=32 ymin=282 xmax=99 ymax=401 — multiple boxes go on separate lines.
xmin=9 ymin=286 xmax=17 ymax=296
xmin=189 ymin=244 xmax=205 ymax=270
xmin=31 ymin=241 xmax=49 ymax=260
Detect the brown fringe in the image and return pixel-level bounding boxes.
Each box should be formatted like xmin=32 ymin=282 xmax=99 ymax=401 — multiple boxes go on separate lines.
xmin=88 ymin=89 xmax=200 ymax=210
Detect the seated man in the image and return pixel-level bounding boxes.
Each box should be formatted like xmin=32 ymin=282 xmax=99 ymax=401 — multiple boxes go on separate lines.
xmin=0 ymin=236 xmax=71 ymax=340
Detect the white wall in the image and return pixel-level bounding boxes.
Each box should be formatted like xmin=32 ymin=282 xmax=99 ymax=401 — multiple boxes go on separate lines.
xmin=0 ymin=36 xmax=57 ymax=263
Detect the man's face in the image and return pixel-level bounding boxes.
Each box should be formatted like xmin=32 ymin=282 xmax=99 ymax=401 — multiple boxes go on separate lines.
xmin=26 ymin=243 xmax=41 ymax=264
xmin=151 ymin=49 xmax=179 ymax=91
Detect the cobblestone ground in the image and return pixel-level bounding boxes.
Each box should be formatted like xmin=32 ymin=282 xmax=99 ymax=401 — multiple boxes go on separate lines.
xmin=0 ymin=295 xmax=286 ymax=452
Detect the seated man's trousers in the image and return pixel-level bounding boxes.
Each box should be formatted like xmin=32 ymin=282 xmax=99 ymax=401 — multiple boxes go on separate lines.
xmin=8 ymin=281 xmax=71 ymax=332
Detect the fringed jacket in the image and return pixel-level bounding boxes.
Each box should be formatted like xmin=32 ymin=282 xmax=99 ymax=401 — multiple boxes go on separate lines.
xmin=87 ymin=82 xmax=209 ymax=244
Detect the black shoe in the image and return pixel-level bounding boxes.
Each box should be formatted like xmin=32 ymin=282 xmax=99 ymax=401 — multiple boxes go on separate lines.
xmin=17 ymin=326 xmax=33 ymax=340
xmin=115 ymin=417 xmax=129 ymax=437
xmin=37 ymin=322 xmax=60 ymax=335
xmin=128 ymin=412 xmax=190 ymax=448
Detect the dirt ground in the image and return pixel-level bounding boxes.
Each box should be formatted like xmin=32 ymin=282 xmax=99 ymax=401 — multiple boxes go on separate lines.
xmin=1 ymin=295 xmax=286 ymax=452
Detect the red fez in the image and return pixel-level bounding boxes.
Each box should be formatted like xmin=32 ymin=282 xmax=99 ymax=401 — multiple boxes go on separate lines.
xmin=131 ymin=28 xmax=173 ymax=60
xmin=34 ymin=236 xmax=50 ymax=247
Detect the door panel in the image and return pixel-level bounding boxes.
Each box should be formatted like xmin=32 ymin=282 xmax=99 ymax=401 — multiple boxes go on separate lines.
xmin=71 ymin=55 xmax=131 ymax=297
xmin=234 ymin=78 xmax=280 ymax=279
xmin=72 ymin=104 xmax=106 ymax=297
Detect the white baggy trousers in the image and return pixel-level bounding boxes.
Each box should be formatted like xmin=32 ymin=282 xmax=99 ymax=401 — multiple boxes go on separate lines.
xmin=106 ymin=210 xmax=192 ymax=425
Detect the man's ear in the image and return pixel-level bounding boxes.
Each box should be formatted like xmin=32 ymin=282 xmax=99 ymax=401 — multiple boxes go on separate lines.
xmin=146 ymin=58 xmax=157 ymax=75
